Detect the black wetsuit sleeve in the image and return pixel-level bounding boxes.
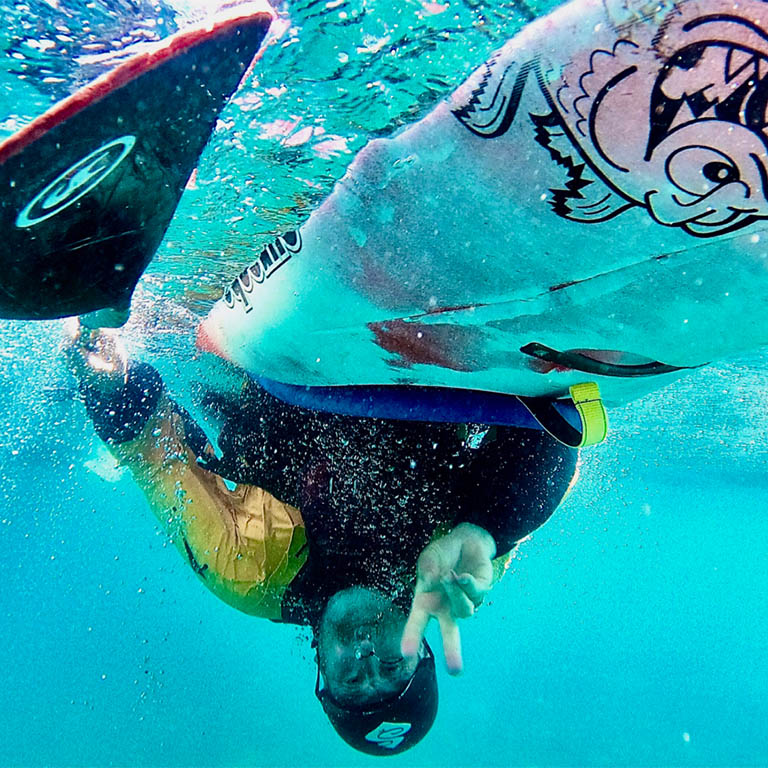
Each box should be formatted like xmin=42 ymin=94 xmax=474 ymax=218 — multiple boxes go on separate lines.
xmin=79 ymin=362 xmax=163 ymax=445
xmin=208 ymin=381 xmax=314 ymax=507
xmin=454 ymin=427 xmax=577 ymax=555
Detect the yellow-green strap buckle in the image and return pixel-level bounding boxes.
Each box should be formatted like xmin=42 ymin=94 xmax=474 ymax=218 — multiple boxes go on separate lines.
xmin=569 ymin=381 xmax=608 ymax=447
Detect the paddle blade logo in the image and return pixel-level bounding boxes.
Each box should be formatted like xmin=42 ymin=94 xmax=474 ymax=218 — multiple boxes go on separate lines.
xmin=16 ymin=135 xmax=136 ymax=228
xmin=365 ymin=721 xmax=412 ymax=750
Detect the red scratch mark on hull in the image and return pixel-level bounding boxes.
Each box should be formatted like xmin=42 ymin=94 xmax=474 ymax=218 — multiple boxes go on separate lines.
xmin=368 ymin=318 xmax=486 ymax=372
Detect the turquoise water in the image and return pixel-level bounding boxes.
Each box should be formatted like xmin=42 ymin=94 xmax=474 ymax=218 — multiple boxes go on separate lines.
xmin=2 ymin=1 xmax=768 ymax=766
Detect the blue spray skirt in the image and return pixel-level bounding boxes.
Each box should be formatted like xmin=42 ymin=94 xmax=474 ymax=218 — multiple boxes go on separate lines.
xmin=255 ymin=376 xmax=580 ymax=429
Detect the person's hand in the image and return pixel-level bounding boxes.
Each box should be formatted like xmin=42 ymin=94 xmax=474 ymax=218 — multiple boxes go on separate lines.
xmin=62 ymin=318 xmax=129 ymax=393
xmin=401 ymin=522 xmax=496 ymax=675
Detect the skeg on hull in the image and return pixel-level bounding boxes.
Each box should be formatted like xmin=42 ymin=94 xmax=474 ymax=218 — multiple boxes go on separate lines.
xmin=0 ymin=1 xmax=274 ymax=320
xmin=200 ymin=0 xmax=768 ymax=406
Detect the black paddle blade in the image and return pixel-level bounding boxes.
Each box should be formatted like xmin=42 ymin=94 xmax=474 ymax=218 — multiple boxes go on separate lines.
xmin=0 ymin=5 xmax=272 ymax=319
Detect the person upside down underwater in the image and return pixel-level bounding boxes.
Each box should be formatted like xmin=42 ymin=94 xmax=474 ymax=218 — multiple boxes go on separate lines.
xmin=64 ymin=321 xmax=578 ymax=756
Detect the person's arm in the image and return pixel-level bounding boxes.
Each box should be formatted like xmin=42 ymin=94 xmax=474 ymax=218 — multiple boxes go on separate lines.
xmin=402 ymin=427 xmax=578 ymax=674
xmin=453 ymin=426 xmax=579 ymax=556
xmin=65 ymin=324 xmax=308 ymax=619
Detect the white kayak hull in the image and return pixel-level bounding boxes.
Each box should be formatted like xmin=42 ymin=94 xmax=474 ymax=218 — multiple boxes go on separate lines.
xmin=200 ymin=0 xmax=768 ymax=406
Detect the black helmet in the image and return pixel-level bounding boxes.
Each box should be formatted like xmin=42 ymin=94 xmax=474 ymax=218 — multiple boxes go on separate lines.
xmin=315 ymin=641 xmax=438 ymax=756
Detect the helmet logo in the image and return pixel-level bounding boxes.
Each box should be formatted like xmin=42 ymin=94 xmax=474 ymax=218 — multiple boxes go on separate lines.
xmin=365 ymin=721 xmax=412 ymax=750
xmin=16 ymin=135 xmax=136 ymax=228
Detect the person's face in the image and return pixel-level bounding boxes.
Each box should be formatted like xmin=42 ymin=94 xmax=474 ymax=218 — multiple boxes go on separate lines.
xmin=316 ymin=587 xmax=419 ymax=708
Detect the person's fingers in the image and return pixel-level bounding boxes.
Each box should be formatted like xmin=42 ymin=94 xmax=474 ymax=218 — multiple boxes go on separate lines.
xmin=62 ymin=321 xmax=102 ymax=367
xmin=416 ymin=542 xmax=449 ymax=592
xmin=62 ymin=317 xmax=82 ymax=341
xmin=456 ymin=542 xmax=494 ymax=582
xmin=441 ymin=574 xmax=475 ymax=619
xmin=62 ymin=325 xmax=129 ymax=395
xmin=454 ymin=572 xmax=490 ymax=607
xmin=401 ymin=601 xmax=431 ymax=660
xmin=61 ymin=330 xmax=90 ymax=377
xmin=437 ymin=611 xmax=463 ymax=675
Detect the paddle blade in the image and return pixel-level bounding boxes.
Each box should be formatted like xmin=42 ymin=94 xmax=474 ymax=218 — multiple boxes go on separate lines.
xmin=0 ymin=2 xmax=273 ymax=320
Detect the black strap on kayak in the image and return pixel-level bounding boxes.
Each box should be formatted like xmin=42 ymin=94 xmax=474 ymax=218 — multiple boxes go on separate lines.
xmin=516 ymin=382 xmax=608 ymax=448
xmin=520 ymin=342 xmax=699 ymax=377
